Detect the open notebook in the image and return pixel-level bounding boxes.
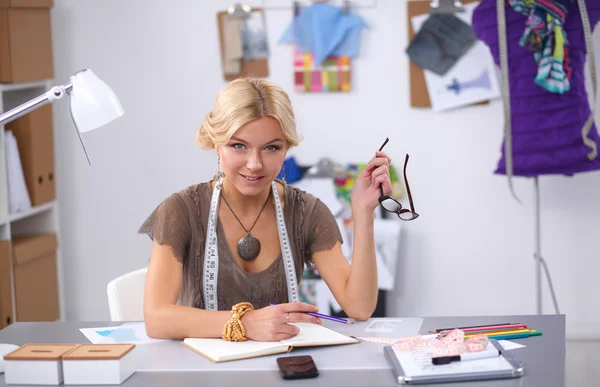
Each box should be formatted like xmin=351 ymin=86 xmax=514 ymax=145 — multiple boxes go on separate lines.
xmin=182 ymin=323 xmax=359 ymax=362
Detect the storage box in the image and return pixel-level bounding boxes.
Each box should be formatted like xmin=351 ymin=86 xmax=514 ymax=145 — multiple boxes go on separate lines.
xmin=62 ymin=344 xmax=136 ymax=385
xmin=12 ymin=233 xmax=59 ymax=321
xmin=6 ymin=103 xmax=56 ymax=206
xmin=3 ymin=343 xmax=78 ymax=385
xmin=0 ymin=240 xmax=13 ymax=328
xmin=0 ymin=0 xmax=54 ymax=83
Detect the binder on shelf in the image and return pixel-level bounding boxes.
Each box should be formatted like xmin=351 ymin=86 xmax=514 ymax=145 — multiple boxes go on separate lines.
xmin=0 ymin=240 xmax=13 ymax=329
xmin=4 ymin=130 xmax=32 ymax=214
xmin=6 ymin=104 xmax=56 ymax=206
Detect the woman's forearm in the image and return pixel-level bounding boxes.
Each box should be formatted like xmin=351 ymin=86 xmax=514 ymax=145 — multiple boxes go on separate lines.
xmin=145 ymin=305 xmax=231 ymax=340
xmin=344 ymin=208 xmax=378 ymax=320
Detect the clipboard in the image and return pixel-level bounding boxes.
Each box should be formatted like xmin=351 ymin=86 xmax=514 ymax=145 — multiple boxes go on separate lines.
xmin=384 ymin=340 xmax=524 ymax=384
xmin=216 ymin=8 xmax=269 ymax=81
xmin=407 ymin=0 xmax=485 ymax=108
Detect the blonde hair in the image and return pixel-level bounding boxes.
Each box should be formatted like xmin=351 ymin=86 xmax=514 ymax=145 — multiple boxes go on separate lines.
xmin=196 ymin=78 xmax=301 ymax=149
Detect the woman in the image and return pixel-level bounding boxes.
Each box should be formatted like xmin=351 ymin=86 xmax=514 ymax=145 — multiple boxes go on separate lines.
xmin=139 ymin=77 xmax=392 ymax=342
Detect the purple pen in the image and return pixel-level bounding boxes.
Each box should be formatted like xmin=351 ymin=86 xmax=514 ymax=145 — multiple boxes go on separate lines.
xmin=269 ymin=303 xmax=353 ymax=324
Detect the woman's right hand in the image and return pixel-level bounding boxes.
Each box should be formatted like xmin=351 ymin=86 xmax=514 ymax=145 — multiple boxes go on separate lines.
xmin=241 ymin=302 xmax=322 ymax=342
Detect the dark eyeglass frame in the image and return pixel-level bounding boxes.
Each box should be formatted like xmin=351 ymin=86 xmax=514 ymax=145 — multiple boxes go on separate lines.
xmin=377 ymin=138 xmax=419 ymax=221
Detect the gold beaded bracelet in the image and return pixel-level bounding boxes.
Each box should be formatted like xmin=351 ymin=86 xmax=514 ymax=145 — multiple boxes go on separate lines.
xmin=222 ymin=302 xmax=254 ymax=342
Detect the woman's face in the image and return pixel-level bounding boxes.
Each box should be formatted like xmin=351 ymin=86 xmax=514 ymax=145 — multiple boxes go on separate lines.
xmin=218 ymin=116 xmax=288 ymax=197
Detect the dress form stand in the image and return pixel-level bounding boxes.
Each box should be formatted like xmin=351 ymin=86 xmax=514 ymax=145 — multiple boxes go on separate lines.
xmin=533 ymin=177 xmax=561 ymax=315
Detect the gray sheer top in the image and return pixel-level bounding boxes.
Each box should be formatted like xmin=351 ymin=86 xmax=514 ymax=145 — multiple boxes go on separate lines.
xmin=138 ymin=181 xmax=343 ymax=311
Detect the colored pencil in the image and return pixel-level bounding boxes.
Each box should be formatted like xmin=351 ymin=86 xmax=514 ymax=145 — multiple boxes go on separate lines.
xmin=429 ymin=323 xmax=514 ymax=333
xmin=459 ymin=324 xmax=527 ymax=333
xmin=487 ymin=331 xmax=542 ymax=340
xmin=438 ymin=324 xmax=527 ymax=335
xmin=268 ymin=302 xmax=351 ymax=324
xmin=441 ymin=326 xmax=528 ymax=337
xmin=464 ymin=329 xmax=534 ymax=338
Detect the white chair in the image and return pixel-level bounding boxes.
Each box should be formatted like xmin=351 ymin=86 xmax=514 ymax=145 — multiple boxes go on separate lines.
xmin=106 ymin=267 xmax=147 ymax=321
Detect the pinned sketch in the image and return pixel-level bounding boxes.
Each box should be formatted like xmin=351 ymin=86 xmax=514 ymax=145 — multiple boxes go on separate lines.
xmin=446 ymin=69 xmax=493 ymax=95
xmin=411 ymin=2 xmax=500 ymax=112
xmin=241 ymin=10 xmax=269 ymax=60
xmin=292 ymin=178 xmax=344 ymax=217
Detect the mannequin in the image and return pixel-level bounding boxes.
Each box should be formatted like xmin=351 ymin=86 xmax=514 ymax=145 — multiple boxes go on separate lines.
xmin=472 ymin=0 xmax=600 ymax=176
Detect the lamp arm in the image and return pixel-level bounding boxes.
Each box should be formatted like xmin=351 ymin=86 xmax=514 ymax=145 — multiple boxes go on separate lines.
xmin=0 ymin=82 xmax=73 ymax=127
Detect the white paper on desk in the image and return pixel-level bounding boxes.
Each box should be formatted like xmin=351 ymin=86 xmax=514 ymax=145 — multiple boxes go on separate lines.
xmin=79 ymin=325 xmax=122 ymax=343
xmin=498 ymin=340 xmax=526 ymax=351
xmin=411 ymin=2 xmax=500 ymax=112
xmin=358 ymin=334 xmax=438 ymax=344
xmin=80 ymin=322 xmax=169 ymax=345
xmin=366 ymin=320 xmax=405 ymax=333
xmin=293 ymin=178 xmax=343 ymax=216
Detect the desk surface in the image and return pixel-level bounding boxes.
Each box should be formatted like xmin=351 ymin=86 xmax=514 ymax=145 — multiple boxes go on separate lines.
xmin=0 ymin=315 xmax=564 ymax=386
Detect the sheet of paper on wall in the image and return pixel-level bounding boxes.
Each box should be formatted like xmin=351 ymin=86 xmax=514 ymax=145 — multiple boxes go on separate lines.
xmin=336 ymin=217 xmax=402 ymax=291
xmin=337 ymin=218 xmax=353 ymax=259
xmin=374 ymin=219 xmax=402 ymax=290
xmin=222 ymin=18 xmax=243 ymax=74
xmin=241 ymin=10 xmax=269 ymax=60
xmin=292 ymin=178 xmax=343 ymax=217
xmin=411 ymin=2 xmax=500 ymax=112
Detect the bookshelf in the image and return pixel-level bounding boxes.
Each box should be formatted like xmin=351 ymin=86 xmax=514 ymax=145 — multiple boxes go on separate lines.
xmin=0 ymin=80 xmax=65 ymax=327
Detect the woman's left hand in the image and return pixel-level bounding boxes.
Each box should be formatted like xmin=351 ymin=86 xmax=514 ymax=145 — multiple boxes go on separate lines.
xmin=351 ymin=151 xmax=393 ymax=212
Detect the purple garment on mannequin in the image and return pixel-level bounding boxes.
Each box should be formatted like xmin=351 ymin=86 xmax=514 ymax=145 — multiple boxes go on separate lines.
xmin=472 ymin=0 xmax=600 ymax=176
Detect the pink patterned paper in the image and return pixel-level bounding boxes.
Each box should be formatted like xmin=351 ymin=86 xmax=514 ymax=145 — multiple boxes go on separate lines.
xmin=392 ymin=329 xmax=489 ymax=356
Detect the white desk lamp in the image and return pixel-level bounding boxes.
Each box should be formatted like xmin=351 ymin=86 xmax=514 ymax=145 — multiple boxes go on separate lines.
xmin=0 ymin=69 xmax=123 ymax=373
xmin=0 ymin=68 xmax=124 ymax=165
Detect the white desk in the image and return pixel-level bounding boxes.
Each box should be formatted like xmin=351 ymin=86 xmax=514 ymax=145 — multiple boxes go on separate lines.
xmin=0 ymin=315 xmax=565 ymax=386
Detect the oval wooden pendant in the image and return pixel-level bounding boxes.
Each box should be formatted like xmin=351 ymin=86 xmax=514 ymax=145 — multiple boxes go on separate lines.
xmin=237 ymin=234 xmax=261 ymax=261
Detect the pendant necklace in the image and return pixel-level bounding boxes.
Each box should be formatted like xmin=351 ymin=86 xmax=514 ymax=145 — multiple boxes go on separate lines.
xmin=221 ymin=188 xmax=272 ymax=261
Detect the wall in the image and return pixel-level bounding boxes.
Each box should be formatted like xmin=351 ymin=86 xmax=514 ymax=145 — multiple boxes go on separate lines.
xmin=50 ymin=0 xmax=600 ymax=337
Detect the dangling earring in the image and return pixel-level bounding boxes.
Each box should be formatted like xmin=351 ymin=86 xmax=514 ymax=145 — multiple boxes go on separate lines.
xmin=281 ymin=164 xmax=287 ymax=186
xmin=214 ymin=153 xmax=225 ymax=181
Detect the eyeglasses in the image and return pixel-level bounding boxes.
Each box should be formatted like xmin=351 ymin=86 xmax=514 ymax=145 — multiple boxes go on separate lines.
xmin=377 ymin=138 xmax=419 ymax=221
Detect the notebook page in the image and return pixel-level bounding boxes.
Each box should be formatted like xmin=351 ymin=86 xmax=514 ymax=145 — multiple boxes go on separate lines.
xmin=392 ymin=342 xmax=514 ymax=377
xmin=280 ymin=323 xmax=359 ymax=347
xmin=183 ymin=338 xmax=288 ymax=362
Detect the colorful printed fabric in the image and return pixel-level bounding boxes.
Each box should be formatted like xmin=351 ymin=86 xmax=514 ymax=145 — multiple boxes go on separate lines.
xmin=294 ymin=51 xmax=351 ymax=93
xmin=508 ymin=0 xmax=572 ymax=93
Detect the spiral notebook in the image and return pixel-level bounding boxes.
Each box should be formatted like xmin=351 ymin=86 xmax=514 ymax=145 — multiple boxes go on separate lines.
xmin=182 ymin=323 xmax=359 ymax=363
xmin=384 ymin=340 xmax=524 ymax=384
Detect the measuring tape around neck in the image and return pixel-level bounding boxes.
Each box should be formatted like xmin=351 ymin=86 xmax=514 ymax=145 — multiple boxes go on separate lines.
xmin=203 ymin=179 xmax=299 ymax=310
xmin=270 ymin=181 xmax=300 ymax=304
